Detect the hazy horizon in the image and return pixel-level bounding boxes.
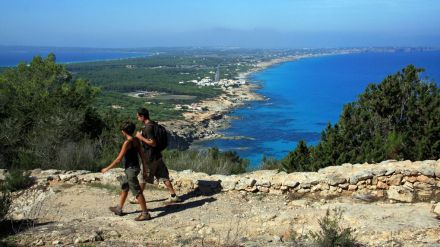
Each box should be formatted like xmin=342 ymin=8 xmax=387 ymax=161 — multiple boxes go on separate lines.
xmin=1 ymin=0 xmax=440 ymax=48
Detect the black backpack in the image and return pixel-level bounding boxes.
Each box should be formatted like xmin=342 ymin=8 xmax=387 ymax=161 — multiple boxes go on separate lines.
xmin=151 ymin=122 xmax=168 ymax=152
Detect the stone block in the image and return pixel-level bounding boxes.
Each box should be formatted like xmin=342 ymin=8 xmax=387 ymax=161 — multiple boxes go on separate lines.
xmin=387 ymin=186 xmax=415 ymax=203
xmin=349 ymin=171 xmax=373 ymax=185
xmin=388 ymin=174 xmax=403 ymax=186
xmin=417 ymin=175 xmax=435 ymax=185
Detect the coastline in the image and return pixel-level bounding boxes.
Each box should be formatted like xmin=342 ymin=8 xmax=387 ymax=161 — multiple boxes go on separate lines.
xmin=164 ymin=51 xmax=355 ymax=149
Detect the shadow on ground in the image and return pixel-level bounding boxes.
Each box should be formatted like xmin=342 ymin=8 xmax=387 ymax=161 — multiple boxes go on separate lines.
xmin=0 ymin=219 xmax=53 ymax=246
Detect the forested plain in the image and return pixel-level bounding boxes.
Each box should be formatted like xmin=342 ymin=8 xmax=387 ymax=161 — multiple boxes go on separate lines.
xmin=1 ymin=49 xmax=438 ymax=175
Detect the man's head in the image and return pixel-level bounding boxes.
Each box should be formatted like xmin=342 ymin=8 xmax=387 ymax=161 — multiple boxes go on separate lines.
xmin=121 ymin=121 xmax=136 ymax=136
xmin=137 ymin=108 xmax=150 ymax=122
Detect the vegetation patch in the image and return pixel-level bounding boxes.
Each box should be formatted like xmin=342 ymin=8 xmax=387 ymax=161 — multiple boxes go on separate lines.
xmin=309 ymin=208 xmax=359 ymax=247
xmin=164 ymin=148 xmax=249 ymax=175
xmin=3 ymin=170 xmax=33 ymax=192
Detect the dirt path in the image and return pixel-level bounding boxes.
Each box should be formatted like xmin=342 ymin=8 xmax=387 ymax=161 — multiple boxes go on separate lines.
xmin=7 ymin=182 xmax=440 ymax=247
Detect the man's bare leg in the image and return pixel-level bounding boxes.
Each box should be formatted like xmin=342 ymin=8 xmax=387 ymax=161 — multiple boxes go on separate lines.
xmin=163 ymin=180 xmax=182 ymax=203
xmin=137 ymin=193 xmax=148 ymax=211
xmin=134 ymin=193 xmax=151 ymax=221
xmin=164 ymin=180 xmax=176 ymax=195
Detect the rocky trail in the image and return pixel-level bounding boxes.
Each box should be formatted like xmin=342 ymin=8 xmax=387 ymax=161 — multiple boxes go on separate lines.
xmin=7 ymin=182 xmax=440 ymax=247
xmin=5 ymin=160 xmax=440 ymax=246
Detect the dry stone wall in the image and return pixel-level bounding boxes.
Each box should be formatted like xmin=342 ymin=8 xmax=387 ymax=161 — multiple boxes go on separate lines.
xmin=8 ymin=159 xmax=440 ymax=204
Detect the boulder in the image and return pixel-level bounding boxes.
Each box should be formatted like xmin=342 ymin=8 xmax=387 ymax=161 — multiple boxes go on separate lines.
xmin=324 ymin=174 xmax=346 ymax=186
xmin=348 ymin=185 xmax=358 ymax=191
xmin=349 ymin=171 xmax=373 ymax=185
xmin=376 ymin=181 xmax=389 ymax=190
xmin=416 ymin=175 xmax=435 ymax=185
xmin=101 ymin=169 xmax=124 ymax=185
xmin=0 ymin=169 xmax=7 ymax=181
xmin=432 ymin=203 xmax=440 ymax=216
xmin=59 ymin=170 xmax=90 ymax=182
xmin=387 ymin=186 xmax=415 ymax=203
xmin=338 ymin=183 xmax=349 ymax=189
xmin=197 ymin=180 xmax=221 ymax=195
xmin=235 ymin=177 xmax=256 ymax=190
xmin=419 ymin=161 xmax=435 ymax=176
xmin=435 ymin=161 xmax=440 ymax=177
xmin=283 ymin=181 xmax=299 ymax=188
xmin=256 ymin=179 xmax=271 ymax=188
xmin=388 ymin=174 xmax=403 ymax=186
xmin=217 ymin=176 xmax=238 ymax=191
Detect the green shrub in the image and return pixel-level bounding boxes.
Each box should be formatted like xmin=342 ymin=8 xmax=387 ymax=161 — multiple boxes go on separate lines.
xmin=0 ymin=189 xmax=11 ymax=222
xmin=0 ymin=54 xmax=104 ymax=170
xmin=281 ymin=140 xmax=314 ymax=172
xmin=260 ymin=155 xmax=282 ymax=170
xmin=163 ymin=148 xmax=249 ymax=175
xmin=309 ymin=208 xmax=359 ymax=247
xmin=4 ymin=170 xmax=33 ymax=192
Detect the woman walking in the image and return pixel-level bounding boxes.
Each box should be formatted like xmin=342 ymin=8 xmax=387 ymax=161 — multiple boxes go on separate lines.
xmin=101 ymin=121 xmax=150 ymax=221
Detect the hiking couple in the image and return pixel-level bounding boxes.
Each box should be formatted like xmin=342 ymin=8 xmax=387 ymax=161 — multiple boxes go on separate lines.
xmin=101 ymin=108 xmax=181 ymax=221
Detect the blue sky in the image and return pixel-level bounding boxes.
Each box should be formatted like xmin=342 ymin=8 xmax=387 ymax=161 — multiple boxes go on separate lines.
xmin=1 ymin=0 xmax=440 ymax=48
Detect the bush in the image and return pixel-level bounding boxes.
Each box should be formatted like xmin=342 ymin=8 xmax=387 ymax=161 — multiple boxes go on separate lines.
xmin=0 ymin=54 xmax=104 ymax=170
xmin=163 ymin=148 xmax=249 ymax=175
xmin=309 ymin=208 xmax=359 ymax=247
xmin=3 ymin=170 xmax=33 ymax=192
xmin=260 ymin=155 xmax=282 ymax=170
xmin=0 ymin=189 xmax=11 ymax=222
xmin=281 ymin=140 xmax=314 ymax=172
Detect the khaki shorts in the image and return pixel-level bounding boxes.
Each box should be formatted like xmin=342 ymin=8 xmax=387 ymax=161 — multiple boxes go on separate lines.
xmin=136 ymin=163 xmax=157 ymax=184
xmin=120 ymin=167 xmax=142 ymax=196
xmin=145 ymin=158 xmax=170 ymax=183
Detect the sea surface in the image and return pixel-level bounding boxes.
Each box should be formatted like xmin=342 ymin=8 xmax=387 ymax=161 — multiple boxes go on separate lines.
xmin=0 ymin=46 xmax=148 ymax=66
xmin=197 ymin=51 xmax=440 ymax=167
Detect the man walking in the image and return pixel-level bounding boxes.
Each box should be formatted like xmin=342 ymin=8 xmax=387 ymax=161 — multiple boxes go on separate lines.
xmin=135 ymin=107 xmax=182 ymax=203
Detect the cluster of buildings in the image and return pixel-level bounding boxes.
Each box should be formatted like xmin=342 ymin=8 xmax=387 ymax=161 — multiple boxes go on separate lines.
xmin=179 ymin=65 xmax=246 ymax=88
xmin=190 ymin=77 xmax=247 ymax=89
xmin=174 ymin=103 xmax=207 ymax=112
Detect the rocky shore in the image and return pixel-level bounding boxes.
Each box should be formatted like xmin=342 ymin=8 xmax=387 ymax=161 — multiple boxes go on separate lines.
xmin=164 ymin=51 xmax=357 ymax=151
xmin=4 ymin=159 xmax=440 ymax=246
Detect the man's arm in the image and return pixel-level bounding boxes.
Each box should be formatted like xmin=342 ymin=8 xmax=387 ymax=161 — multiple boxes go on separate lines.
xmin=135 ymin=127 xmax=157 ymax=147
xmin=136 ymin=139 xmax=149 ymax=177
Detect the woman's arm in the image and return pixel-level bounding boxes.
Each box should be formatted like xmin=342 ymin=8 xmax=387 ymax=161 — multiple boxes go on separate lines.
xmin=101 ymin=141 xmax=130 ymax=173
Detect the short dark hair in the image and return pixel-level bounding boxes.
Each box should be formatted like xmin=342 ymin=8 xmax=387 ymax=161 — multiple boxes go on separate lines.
xmin=137 ymin=108 xmax=149 ymax=119
xmin=121 ymin=121 xmax=136 ymax=135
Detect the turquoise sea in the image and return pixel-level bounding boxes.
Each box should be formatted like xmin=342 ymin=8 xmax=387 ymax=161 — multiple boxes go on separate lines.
xmin=198 ymin=51 xmax=440 ymax=167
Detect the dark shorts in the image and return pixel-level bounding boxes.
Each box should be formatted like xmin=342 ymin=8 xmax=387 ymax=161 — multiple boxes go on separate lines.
xmin=146 ymin=158 xmax=170 ymax=183
xmin=120 ymin=167 xmax=142 ymax=196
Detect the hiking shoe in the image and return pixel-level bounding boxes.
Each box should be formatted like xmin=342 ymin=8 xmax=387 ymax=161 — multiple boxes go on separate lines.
xmin=134 ymin=212 xmax=151 ymax=221
xmin=166 ymin=195 xmax=182 ymax=203
xmin=109 ymin=206 xmax=123 ymax=216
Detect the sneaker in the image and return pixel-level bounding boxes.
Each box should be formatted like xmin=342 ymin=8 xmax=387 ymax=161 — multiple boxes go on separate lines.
xmin=165 ymin=195 xmax=182 ymax=203
xmin=134 ymin=211 xmax=151 ymax=221
xmin=109 ymin=206 xmax=123 ymax=216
